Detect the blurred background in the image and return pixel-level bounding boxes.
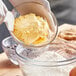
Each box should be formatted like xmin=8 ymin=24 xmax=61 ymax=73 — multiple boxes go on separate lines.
xmin=0 ymin=0 xmax=76 ymax=53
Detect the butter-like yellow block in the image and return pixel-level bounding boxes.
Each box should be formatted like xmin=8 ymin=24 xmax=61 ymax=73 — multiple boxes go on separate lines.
xmin=13 ymin=13 xmax=49 ymax=45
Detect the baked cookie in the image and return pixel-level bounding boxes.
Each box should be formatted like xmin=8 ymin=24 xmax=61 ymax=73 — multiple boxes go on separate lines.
xmin=58 ymin=24 xmax=76 ymax=41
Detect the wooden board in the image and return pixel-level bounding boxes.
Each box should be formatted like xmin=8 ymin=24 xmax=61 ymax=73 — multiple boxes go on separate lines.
xmin=0 ymin=53 xmax=23 ymax=76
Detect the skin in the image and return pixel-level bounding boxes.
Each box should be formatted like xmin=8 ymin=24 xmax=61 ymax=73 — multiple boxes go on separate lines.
xmin=69 ymin=67 xmax=76 ymax=76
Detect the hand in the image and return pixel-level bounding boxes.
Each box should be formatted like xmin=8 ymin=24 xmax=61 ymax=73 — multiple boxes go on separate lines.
xmin=9 ymin=0 xmax=51 ymax=12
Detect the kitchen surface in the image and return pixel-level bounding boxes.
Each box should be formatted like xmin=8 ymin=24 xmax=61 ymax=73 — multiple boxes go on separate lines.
xmin=0 ymin=53 xmax=22 ymax=76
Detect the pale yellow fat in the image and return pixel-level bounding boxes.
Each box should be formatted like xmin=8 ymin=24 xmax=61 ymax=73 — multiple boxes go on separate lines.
xmin=13 ymin=13 xmax=49 ymax=45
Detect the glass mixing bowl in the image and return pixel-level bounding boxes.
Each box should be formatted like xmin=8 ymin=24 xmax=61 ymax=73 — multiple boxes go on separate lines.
xmin=10 ymin=1 xmax=58 ymax=47
xmin=15 ymin=44 xmax=76 ymax=76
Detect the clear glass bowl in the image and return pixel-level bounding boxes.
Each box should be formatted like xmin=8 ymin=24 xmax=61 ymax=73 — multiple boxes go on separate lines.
xmin=15 ymin=44 xmax=76 ymax=76
xmin=10 ymin=1 xmax=58 ymax=47
xmin=2 ymin=36 xmax=18 ymax=65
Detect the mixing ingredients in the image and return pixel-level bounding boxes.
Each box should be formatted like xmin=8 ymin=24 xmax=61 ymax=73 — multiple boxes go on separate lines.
xmin=15 ymin=23 xmax=76 ymax=76
xmin=16 ymin=46 xmax=75 ymax=76
xmin=0 ymin=0 xmax=76 ymax=76
xmin=13 ymin=13 xmax=53 ymax=46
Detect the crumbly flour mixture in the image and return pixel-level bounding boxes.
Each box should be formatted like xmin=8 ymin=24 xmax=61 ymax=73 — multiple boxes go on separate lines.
xmin=13 ymin=13 xmax=52 ymax=45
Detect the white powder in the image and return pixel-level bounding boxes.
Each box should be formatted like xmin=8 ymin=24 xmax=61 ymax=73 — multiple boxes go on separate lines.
xmin=34 ymin=51 xmax=66 ymax=61
xmin=21 ymin=51 xmax=74 ymax=76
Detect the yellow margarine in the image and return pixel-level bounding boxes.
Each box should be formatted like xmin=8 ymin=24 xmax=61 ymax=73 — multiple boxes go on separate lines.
xmin=13 ymin=13 xmax=49 ymax=45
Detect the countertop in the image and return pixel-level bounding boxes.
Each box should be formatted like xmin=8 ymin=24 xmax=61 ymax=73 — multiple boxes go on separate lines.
xmin=0 ymin=53 xmax=22 ymax=76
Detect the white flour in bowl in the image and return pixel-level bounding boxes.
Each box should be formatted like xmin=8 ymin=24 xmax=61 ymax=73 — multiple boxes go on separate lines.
xmin=20 ymin=51 xmax=74 ymax=76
